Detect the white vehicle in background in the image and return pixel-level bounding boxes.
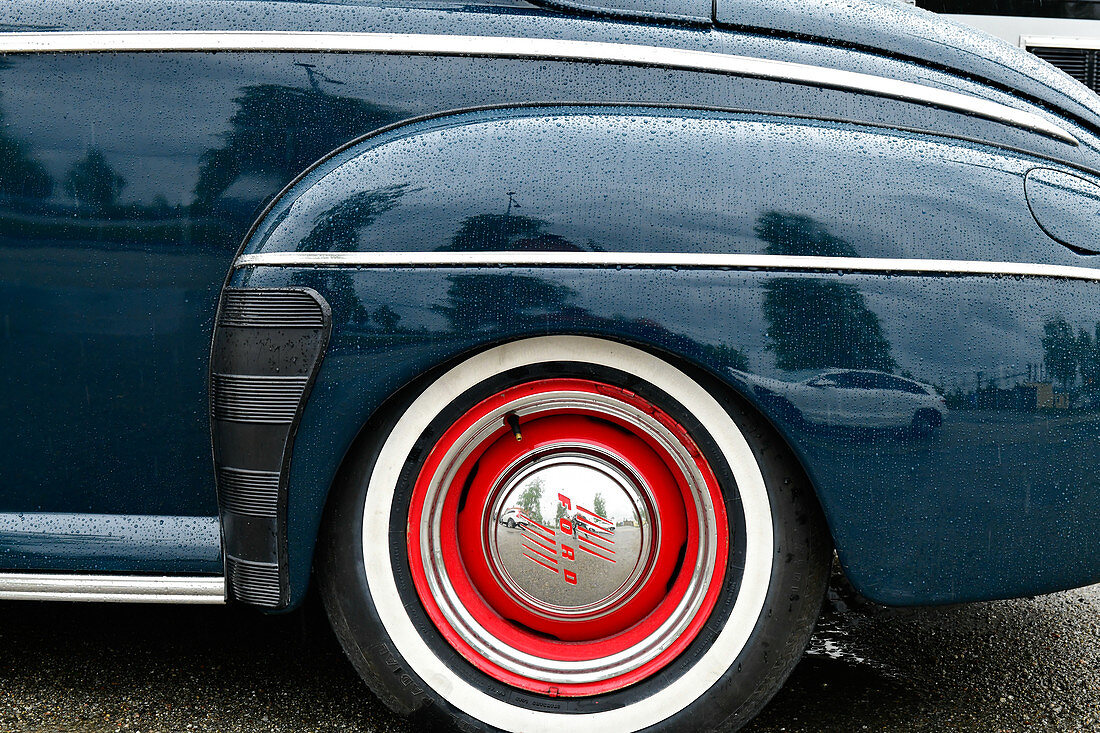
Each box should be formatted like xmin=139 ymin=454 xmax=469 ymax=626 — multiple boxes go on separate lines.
xmin=732 ymin=369 xmax=948 ymax=435
xmin=918 ymin=0 xmax=1100 ymax=92
xmin=497 ymin=506 xmax=528 ymax=529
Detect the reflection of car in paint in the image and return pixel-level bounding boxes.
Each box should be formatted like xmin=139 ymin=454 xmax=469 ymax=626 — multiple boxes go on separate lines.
xmin=498 ymin=507 xmax=528 ymax=529
xmin=734 ymin=369 xmax=947 ymax=433
xmin=4 ymin=1 xmax=1100 ymax=732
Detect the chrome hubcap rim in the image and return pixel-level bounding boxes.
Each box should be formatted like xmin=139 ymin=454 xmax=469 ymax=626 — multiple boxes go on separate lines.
xmin=417 ymin=389 xmax=722 ymax=685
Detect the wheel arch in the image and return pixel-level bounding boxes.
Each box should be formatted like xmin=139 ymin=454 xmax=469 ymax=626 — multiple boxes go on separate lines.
xmin=293 ymin=331 xmax=834 ymax=612
xmin=217 ymin=102 xmax=868 ymax=611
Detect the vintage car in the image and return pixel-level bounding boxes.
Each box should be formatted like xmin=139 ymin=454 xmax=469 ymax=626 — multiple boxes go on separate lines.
xmin=2 ymin=0 xmax=1100 ymax=731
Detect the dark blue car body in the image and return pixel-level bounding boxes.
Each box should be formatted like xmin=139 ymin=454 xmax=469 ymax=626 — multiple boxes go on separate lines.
xmin=1 ymin=0 xmax=1099 ymax=610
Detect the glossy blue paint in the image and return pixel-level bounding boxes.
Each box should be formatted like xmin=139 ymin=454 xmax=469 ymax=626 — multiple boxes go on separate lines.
xmin=538 ymin=0 xmax=713 ymax=23
xmin=237 ymin=262 xmax=1100 ymax=607
xmin=242 ymin=106 xmax=1100 ymax=267
xmin=237 ymin=107 xmax=1100 ymax=606
xmin=0 ymin=0 xmax=1098 ymax=594
xmin=11 ymin=3 xmax=1090 ymax=522
xmin=2 ymin=0 xmax=1095 ymax=133
xmin=1025 ymin=168 xmax=1100 ymax=255
xmin=0 ymin=513 xmax=222 ymax=573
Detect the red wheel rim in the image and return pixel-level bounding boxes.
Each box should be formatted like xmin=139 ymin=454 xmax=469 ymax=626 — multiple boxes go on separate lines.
xmin=406 ymin=378 xmax=729 ymax=696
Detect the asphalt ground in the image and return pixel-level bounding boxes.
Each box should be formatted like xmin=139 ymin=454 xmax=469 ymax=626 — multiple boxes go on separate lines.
xmin=0 ymin=581 xmax=1097 ymax=732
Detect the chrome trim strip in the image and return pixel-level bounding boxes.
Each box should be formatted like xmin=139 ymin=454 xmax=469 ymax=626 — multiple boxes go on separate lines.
xmin=233 ymin=251 xmax=1100 ymax=282
xmin=0 ymin=573 xmax=226 ymax=603
xmin=0 ymin=31 xmax=1075 ymax=143
xmin=1022 ymin=35 xmax=1100 ymax=52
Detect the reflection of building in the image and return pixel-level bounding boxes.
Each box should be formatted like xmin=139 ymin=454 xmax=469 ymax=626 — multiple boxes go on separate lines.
xmin=1023 ymin=382 xmax=1054 ymax=409
xmin=1017 ymin=383 xmax=1070 ymax=410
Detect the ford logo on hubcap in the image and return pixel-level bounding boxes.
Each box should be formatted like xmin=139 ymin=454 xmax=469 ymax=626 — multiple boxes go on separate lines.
xmin=487 ymin=451 xmax=656 ymax=619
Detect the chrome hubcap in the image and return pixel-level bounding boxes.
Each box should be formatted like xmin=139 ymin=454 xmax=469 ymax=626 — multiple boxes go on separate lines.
xmin=487 ymin=450 xmax=657 ymax=619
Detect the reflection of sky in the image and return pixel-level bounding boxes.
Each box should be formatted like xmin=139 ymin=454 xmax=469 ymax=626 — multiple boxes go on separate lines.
xmin=261 ymin=111 xmax=1051 ymax=265
xmin=508 ymin=464 xmax=636 ymax=525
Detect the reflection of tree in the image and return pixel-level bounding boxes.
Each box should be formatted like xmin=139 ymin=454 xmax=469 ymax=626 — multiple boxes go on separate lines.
xmin=193 ymin=83 xmax=403 ymax=209
xmin=1079 ymin=324 xmax=1100 ymax=388
xmin=1043 ymin=315 xmax=1081 ymax=389
xmin=440 ymin=213 xmax=583 ymax=253
xmin=64 ymin=149 xmax=125 ymax=211
xmin=288 ymin=265 xmax=370 ymax=325
xmin=701 ymin=343 xmax=749 ymax=371
xmin=0 ymin=95 xmax=53 ymax=199
xmin=293 ymin=184 xmax=409 ymax=326
xmin=372 ymin=305 xmax=401 ymax=331
xmin=299 ymin=184 xmax=408 ymax=251
xmin=435 ymin=273 xmax=574 ymax=333
xmin=592 ymin=492 xmax=607 ymax=519
xmin=434 ymin=213 xmax=576 ymax=332
xmin=757 ymin=212 xmax=896 ymax=372
xmin=517 ymin=478 xmax=545 ymax=526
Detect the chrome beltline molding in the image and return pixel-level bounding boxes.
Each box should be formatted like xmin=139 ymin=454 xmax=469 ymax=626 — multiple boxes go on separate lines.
xmin=0 ymin=573 xmax=226 ymax=603
xmin=0 ymin=30 xmax=1075 ymax=143
xmin=233 ymin=251 xmax=1100 ymax=282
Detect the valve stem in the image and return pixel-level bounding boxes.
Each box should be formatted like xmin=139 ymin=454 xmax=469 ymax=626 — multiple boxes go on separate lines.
xmin=506 ymin=413 xmax=523 ymax=442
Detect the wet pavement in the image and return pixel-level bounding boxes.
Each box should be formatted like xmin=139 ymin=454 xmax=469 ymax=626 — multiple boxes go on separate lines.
xmin=0 ymin=581 xmax=1096 ymax=732
xmin=746 ymin=582 xmax=1100 ymax=733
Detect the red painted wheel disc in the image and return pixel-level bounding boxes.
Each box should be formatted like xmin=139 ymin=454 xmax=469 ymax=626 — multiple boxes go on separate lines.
xmin=406 ymin=378 xmax=729 ymax=696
